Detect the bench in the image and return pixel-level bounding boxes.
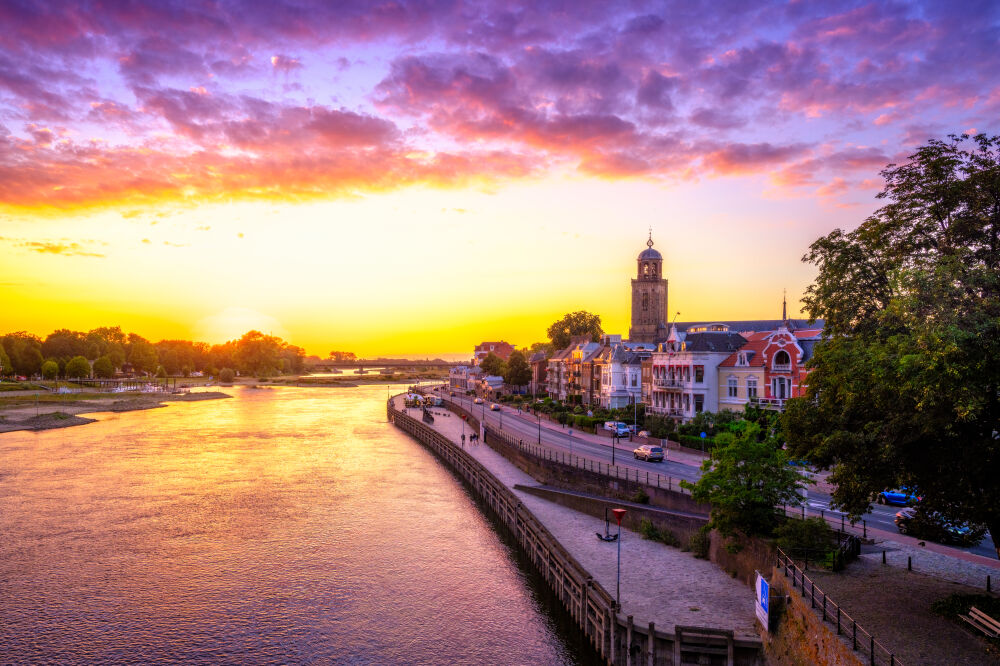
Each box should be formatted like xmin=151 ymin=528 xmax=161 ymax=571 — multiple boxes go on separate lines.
xmin=960 ymin=606 xmax=1000 ymax=638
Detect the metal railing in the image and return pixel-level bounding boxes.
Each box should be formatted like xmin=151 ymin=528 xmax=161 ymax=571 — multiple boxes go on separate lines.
xmin=777 ymin=548 xmax=902 ymax=666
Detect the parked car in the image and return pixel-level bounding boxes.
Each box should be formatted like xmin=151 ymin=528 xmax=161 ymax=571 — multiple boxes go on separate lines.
xmin=894 ymin=507 xmax=985 ymax=546
xmin=473 ymin=397 xmax=483 ymax=404
xmin=633 ymin=444 xmax=664 ymax=462
xmin=878 ymin=488 xmax=921 ymax=506
xmin=449 ymin=391 xmax=456 ymax=396
xmin=490 ymin=403 xmax=501 ymax=411
xmin=637 ymin=430 xmax=650 ymax=438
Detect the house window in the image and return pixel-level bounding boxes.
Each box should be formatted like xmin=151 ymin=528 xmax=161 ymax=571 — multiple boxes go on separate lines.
xmin=727 ymin=377 xmax=738 ymax=397
xmin=773 ymin=377 xmax=789 ymax=400
xmin=694 ymin=395 xmax=704 ymax=413
xmin=747 ymin=377 xmax=757 ymax=398
xmin=694 ymin=366 xmax=704 ymax=383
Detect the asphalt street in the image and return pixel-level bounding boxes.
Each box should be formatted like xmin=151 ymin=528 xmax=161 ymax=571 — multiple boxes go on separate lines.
xmin=440 ymin=390 xmax=996 ymax=560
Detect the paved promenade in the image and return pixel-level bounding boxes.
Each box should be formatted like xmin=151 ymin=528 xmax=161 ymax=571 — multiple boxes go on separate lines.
xmin=396 ymin=400 xmax=759 ymax=640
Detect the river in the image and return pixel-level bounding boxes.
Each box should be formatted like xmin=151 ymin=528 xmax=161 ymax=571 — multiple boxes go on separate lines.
xmin=0 ymin=385 xmax=597 ymax=664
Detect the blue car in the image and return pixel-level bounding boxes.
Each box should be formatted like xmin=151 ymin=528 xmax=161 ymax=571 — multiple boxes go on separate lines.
xmin=878 ymin=488 xmax=921 ymax=506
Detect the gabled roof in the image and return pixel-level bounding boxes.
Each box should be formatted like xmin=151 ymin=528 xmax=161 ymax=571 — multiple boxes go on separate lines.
xmin=675 ymin=319 xmax=822 ymax=334
xmin=528 ymin=351 xmax=548 ymax=363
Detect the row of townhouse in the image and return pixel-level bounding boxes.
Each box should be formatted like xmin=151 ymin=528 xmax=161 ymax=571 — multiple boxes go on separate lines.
xmin=542 ymin=335 xmax=656 ymax=408
xmin=531 ymin=320 xmax=822 ymax=422
xmin=645 ymin=321 xmax=823 ymax=421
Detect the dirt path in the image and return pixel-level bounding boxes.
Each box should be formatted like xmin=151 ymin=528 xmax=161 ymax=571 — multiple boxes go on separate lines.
xmin=806 ymin=557 xmax=1000 ymax=665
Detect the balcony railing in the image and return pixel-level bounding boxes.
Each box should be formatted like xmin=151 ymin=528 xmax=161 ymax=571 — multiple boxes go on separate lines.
xmin=653 ymin=378 xmax=687 ymax=388
xmin=772 ymin=363 xmax=792 ymax=372
xmin=752 ymin=397 xmax=786 ymax=409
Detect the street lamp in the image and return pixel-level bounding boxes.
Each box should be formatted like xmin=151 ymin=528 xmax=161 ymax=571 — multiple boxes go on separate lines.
xmin=611 ymin=431 xmax=616 ymax=466
xmin=537 ymin=411 xmax=541 ymax=445
xmin=612 ymin=508 xmax=627 ymax=610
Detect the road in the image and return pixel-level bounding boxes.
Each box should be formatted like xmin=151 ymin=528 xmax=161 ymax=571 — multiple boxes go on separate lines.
xmin=438 ymin=389 xmax=996 ymax=560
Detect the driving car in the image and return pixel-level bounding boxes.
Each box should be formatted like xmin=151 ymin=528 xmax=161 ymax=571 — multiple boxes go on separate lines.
xmin=894 ymin=507 xmax=984 ymax=546
xmin=490 ymin=403 xmax=501 ymax=411
xmin=473 ymin=397 xmax=484 ymax=404
xmin=449 ymin=391 xmax=456 ymax=397
xmin=878 ymin=488 xmax=921 ymax=506
xmin=633 ymin=444 xmax=664 ymax=462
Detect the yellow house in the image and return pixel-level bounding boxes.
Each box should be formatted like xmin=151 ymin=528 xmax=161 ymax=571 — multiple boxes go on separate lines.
xmin=717 ymin=341 xmax=766 ymax=413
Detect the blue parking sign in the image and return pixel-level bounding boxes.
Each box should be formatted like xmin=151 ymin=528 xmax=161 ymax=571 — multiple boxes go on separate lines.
xmin=755 ymin=572 xmax=769 ymax=630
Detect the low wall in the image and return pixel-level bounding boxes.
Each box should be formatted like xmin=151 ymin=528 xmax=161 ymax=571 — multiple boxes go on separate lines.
xmin=389 ymin=398 xmax=763 ymax=666
xmin=515 ymin=484 xmax=708 ymax=547
xmin=762 ymin=569 xmax=865 ymax=666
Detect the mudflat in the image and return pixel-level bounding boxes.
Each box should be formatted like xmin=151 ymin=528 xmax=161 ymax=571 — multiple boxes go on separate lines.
xmin=0 ymin=391 xmax=230 ymax=433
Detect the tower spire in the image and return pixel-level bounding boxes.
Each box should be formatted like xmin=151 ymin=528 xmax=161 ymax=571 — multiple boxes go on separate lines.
xmin=782 ymin=288 xmax=787 ymax=321
xmin=647 ymin=227 xmax=653 ymax=249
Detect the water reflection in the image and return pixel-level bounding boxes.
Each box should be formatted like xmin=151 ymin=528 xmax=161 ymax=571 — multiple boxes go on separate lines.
xmin=0 ymin=385 xmax=595 ymax=664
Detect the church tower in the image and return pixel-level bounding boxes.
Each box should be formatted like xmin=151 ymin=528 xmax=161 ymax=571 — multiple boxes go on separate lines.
xmin=629 ymin=231 xmax=669 ymax=343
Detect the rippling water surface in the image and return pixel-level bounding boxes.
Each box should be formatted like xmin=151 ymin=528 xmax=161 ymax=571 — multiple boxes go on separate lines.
xmin=0 ymin=385 xmax=594 ymax=664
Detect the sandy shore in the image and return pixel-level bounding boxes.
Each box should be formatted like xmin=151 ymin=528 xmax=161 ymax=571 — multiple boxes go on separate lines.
xmin=0 ymin=391 xmax=231 ymax=433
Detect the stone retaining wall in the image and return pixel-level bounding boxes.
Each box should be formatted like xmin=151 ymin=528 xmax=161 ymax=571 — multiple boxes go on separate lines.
xmin=389 ymin=398 xmax=763 ymax=665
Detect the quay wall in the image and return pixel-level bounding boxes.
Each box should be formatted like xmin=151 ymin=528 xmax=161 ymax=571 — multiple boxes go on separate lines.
xmin=389 ymin=399 xmax=763 ymax=665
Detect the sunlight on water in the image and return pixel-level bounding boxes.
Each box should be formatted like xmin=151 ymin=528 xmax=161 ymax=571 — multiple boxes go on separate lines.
xmin=0 ymin=385 xmax=593 ymax=664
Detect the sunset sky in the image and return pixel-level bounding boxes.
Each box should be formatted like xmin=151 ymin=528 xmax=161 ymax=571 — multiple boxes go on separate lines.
xmin=2 ymin=1 xmax=997 ymax=358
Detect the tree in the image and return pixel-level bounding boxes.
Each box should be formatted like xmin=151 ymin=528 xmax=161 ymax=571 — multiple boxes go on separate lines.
xmin=234 ymin=330 xmax=283 ymax=376
xmin=155 ymin=365 xmax=167 ymax=378
xmin=85 ymin=326 xmax=126 ymax=366
xmin=783 ymin=133 xmax=1000 ymax=558
xmin=503 ymin=350 xmax=532 ymax=388
xmin=479 ymin=351 xmax=507 ymax=377
xmin=93 ymin=355 xmax=115 ymax=378
xmin=0 ymin=332 xmax=44 ymax=376
xmin=0 ymin=344 xmax=11 ymax=377
xmin=681 ymin=423 xmax=808 ymax=537
xmin=42 ymin=329 xmax=87 ymax=363
xmin=546 ymin=311 xmax=603 ymax=350
xmin=218 ymin=367 xmax=235 ymax=383
xmin=126 ymin=333 xmax=159 ymax=375
xmin=65 ymin=355 xmax=91 ymax=379
xmin=41 ymin=360 xmax=59 ymax=380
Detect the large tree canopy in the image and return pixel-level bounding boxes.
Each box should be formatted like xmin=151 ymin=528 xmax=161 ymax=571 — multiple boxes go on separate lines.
xmin=547 ymin=311 xmax=603 ymax=350
xmin=784 ymin=133 xmax=1000 ymax=558
xmin=503 ymin=350 xmax=532 ymax=388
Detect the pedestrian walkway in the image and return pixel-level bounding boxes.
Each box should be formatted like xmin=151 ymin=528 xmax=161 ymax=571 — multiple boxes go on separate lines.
xmin=398 ymin=400 xmax=759 ymax=640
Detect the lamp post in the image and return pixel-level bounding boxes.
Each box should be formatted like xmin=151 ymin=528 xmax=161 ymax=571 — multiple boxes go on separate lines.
xmin=612 ymin=508 xmax=627 ymax=610
xmin=611 ymin=431 xmax=616 ymax=466
xmin=537 ymin=411 xmax=541 ymax=445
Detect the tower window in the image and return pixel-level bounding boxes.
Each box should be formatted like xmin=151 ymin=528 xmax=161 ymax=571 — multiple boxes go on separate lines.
xmin=642 ymin=293 xmax=649 ymax=311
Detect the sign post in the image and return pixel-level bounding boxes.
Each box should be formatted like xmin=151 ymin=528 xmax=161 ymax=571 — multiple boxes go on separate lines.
xmin=754 ymin=571 xmax=769 ymax=631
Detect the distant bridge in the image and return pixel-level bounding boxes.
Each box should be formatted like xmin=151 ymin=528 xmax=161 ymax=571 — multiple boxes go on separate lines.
xmin=306 ymin=359 xmax=462 ymax=372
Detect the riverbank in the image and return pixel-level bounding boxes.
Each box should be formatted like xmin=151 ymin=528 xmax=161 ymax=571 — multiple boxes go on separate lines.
xmin=0 ymin=391 xmax=231 ymax=433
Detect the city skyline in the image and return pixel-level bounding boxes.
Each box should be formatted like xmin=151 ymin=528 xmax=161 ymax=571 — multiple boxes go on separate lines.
xmin=2 ymin=1 xmax=998 ymax=356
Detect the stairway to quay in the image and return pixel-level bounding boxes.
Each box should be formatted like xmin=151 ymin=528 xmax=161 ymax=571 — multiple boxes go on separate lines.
xmin=389 ymin=394 xmax=763 ymax=666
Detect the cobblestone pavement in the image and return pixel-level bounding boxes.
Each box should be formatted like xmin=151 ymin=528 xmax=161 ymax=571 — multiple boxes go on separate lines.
xmin=399 ymin=402 xmax=759 ymax=640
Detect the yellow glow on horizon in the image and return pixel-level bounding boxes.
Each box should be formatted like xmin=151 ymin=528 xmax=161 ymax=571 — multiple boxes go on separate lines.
xmin=1 ymin=173 xmax=871 ymax=356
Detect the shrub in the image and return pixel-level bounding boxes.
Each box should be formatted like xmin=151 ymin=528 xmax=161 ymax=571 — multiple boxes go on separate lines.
xmin=630 ymin=488 xmax=650 ymax=504
xmin=155 ymin=365 xmax=167 ymax=378
xmin=93 ymin=355 xmax=115 ymax=378
xmin=689 ymin=527 xmax=711 ymax=559
xmin=637 ymin=518 xmax=680 ymax=547
xmin=556 ymin=411 xmax=570 ymax=425
xmin=774 ymin=517 xmax=833 ymax=558
xmin=219 ymin=368 xmax=236 ymax=383
xmin=41 ymin=360 xmax=59 ymax=380
xmin=65 ymin=356 xmax=90 ymax=379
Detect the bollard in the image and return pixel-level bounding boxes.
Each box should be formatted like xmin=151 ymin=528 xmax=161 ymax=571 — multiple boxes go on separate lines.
xmin=882 ymin=550 xmax=886 ymax=564
xmin=842 ymin=515 xmax=845 ymax=531
xmin=988 ymin=575 xmax=991 ymax=593
xmin=907 ymin=556 xmax=911 ymax=571
xmin=863 ymin=519 xmax=867 ymax=539
xmin=802 ymin=505 xmax=806 ymax=519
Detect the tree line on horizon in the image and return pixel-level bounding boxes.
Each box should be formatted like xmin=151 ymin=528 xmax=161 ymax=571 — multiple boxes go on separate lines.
xmin=0 ymin=327 xmax=306 ymax=379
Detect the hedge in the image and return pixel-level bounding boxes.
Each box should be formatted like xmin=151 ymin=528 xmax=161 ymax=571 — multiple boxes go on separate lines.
xmin=677 ymin=434 xmax=717 ymax=451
